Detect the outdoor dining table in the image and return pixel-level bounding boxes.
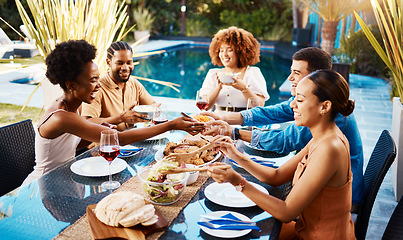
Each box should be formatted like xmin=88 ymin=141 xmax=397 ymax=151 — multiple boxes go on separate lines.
xmin=0 ymin=127 xmax=290 ymax=240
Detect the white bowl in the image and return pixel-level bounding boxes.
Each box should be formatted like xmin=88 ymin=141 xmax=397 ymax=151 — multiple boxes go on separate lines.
xmin=185 ymin=164 xmax=199 ymax=185
xmin=218 ymin=72 xmax=236 ymax=84
xmin=133 ymin=105 xmax=155 ymax=119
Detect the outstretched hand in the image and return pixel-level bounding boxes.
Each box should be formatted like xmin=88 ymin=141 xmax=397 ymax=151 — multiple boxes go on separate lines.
xmin=170 ymin=116 xmax=205 ymax=135
xmin=203 ymin=120 xmax=233 ymax=137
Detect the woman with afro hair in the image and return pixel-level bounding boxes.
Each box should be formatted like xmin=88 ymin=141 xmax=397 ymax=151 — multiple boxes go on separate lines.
xmin=23 ymin=40 xmax=204 ymax=184
xmin=199 ymin=26 xmax=269 ymax=112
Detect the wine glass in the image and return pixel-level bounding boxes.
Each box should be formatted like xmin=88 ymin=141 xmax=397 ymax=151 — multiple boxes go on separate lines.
xmin=100 ymin=129 xmax=121 ymax=190
xmin=218 ymin=125 xmax=234 ymax=163
xmin=196 ymin=90 xmax=209 ymax=111
xmin=152 ymin=105 xmax=169 ymax=150
xmin=247 ymin=97 xmax=260 ymax=110
xmin=152 ymin=105 xmax=168 ymax=125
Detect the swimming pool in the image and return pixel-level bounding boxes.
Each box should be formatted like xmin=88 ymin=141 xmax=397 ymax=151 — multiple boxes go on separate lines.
xmin=132 ymin=45 xmax=291 ymax=106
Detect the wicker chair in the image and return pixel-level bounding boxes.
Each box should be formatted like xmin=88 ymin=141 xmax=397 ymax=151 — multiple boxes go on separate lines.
xmin=355 ymin=130 xmax=397 ymax=240
xmin=382 ymin=196 xmax=403 ymax=240
xmin=269 ymin=181 xmax=293 ymax=240
xmin=0 ymin=119 xmax=36 ymax=196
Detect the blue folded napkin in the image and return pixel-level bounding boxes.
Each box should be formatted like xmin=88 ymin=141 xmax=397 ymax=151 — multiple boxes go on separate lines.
xmin=250 ymin=157 xmax=275 ymax=165
xmin=229 ymin=158 xmax=274 ymax=167
xmin=198 ymin=213 xmax=261 ymax=231
xmin=197 ymin=221 xmax=261 ymax=231
xmin=119 ymin=147 xmax=143 ymax=157
xmin=120 ymin=147 xmax=143 ymax=153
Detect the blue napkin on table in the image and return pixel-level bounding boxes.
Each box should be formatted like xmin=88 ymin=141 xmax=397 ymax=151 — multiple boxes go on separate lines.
xmin=198 ymin=213 xmax=261 ymax=231
xmin=119 ymin=147 xmax=143 ymax=157
xmin=229 ymin=158 xmax=274 ymax=167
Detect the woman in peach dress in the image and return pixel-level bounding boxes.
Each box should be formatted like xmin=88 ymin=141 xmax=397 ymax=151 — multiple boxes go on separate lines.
xmin=208 ymin=69 xmax=355 ymax=239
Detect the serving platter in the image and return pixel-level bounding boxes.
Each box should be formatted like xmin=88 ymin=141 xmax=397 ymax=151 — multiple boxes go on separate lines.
xmin=87 ymin=204 xmax=167 ymax=240
xmin=154 ymin=147 xmax=222 ymax=167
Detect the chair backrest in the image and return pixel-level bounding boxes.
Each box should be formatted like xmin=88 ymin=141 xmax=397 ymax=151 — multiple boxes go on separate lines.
xmin=382 ymin=196 xmax=403 ymax=239
xmin=355 ymin=130 xmax=397 ymax=240
xmin=269 ymin=181 xmax=293 ymax=240
xmin=0 ymin=119 xmax=36 ymax=196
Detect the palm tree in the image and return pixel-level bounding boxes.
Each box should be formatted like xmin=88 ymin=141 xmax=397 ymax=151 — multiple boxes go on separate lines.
xmin=299 ymin=0 xmax=369 ymax=56
xmin=293 ymin=0 xmax=310 ymax=29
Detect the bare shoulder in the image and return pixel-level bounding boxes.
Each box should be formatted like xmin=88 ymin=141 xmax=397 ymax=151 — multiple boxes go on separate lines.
xmin=313 ymin=136 xmax=348 ymax=161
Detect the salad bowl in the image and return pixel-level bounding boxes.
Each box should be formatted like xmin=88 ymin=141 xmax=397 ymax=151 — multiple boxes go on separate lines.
xmin=138 ymin=165 xmax=189 ymax=205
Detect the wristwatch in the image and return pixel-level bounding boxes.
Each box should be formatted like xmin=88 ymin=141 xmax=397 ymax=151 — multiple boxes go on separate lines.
xmin=235 ymin=177 xmax=246 ymax=192
xmin=233 ymin=127 xmax=240 ymax=140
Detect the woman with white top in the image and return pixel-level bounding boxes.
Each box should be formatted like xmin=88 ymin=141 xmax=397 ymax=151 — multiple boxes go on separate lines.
xmin=23 ymin=40 xmax=204 ymax=184
xmin=199 ymin=26 xmax=270 ymax=112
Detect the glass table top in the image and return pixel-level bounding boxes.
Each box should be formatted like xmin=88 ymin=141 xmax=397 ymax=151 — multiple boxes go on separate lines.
xmin=0 ymin=130 xmax=285 ymax=240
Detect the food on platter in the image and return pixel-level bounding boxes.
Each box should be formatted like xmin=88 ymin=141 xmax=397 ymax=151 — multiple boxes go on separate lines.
xmin=139 ymin=160 xmax=189 ymax=205
xmin=193 ymin=115 xmax=214 ymax=123
xmin=163 ymin=134 xmax=217 ymax=165
xmin=94 ymin=191 xmax=158 ymax=227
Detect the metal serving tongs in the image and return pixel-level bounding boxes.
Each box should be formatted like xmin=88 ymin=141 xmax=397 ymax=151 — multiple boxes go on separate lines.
xmin=160 ymin=165 xmax=229 ymax=175
xmin=164 ymin=136 xmax=225 ymax=164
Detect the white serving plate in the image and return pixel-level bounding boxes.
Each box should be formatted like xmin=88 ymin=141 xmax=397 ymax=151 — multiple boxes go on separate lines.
xmin=204 ymin=182 xmax=268 ymax=208
xmin=70 ymin=156 xmax=127 ymax=177
xmin=154 ymin=147 xmax=221 ymax=167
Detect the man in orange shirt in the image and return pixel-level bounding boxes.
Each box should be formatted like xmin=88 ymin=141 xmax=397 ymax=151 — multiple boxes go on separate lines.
xmin=82 ymin=41 xmax=159 ymax=131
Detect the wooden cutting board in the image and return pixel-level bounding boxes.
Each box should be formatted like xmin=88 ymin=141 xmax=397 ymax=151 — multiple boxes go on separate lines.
xmin=86 ymin=204 xmax=168 ymax=240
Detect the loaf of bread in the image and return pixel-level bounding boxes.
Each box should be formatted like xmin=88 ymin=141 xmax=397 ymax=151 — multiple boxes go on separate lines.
xmin=94 ymin=191 xmax=158 ymax=227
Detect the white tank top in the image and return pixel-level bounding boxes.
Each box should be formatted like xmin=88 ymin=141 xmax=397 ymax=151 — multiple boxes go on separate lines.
xmin=23 ymin=109 xmax=81 ymax=185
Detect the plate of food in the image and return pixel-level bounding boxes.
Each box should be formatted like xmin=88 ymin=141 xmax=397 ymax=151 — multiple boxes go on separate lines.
xmin=192 ymin=114 xmax=215 ymax=123
xmin=70 ymin=156 xmax=127 ymax=177
xmin=154 ymin=134 xmax=221 ymax=166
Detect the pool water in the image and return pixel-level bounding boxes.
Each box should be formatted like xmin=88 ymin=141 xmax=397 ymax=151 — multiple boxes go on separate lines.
xmin=132 ymin=45 xmax=291 ymax=106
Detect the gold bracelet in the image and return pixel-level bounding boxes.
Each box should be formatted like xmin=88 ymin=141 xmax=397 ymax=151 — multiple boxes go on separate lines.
xmin=241 ymin=87 xmax=248 ymax=93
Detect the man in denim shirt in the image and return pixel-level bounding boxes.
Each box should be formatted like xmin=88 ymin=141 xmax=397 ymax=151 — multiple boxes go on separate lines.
xmin=203 ymin=47 xmax=364 ymax=211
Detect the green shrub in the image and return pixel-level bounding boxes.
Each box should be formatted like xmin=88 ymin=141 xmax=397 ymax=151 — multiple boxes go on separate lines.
xmin=335 ymin=25 xmax=387 ymax=77
xmin=185 ymin=16 xmax=210 ymax=37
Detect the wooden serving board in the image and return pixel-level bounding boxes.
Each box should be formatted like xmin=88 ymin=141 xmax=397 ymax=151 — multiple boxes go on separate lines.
xmin=86 ymin=204 xmax=168 ymax=240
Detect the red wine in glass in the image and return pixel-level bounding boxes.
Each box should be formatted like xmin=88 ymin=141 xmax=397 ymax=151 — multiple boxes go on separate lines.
xmin=196 ymin=101 xmax=209 ymax=110
xmin=196 ymin=90 xmax=209 ymax=111
xmin=153 ymin=117 xmax=168 ymax=125
xmin=100 ymin=146 xmax=120 ymax=162
xmin=100 ymin=129 xmax=121 ymax=190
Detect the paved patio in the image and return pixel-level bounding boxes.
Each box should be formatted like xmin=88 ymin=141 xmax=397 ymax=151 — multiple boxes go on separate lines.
xmin=0 ymin=40 xmax=398 ymax=239
xmin=349 ymin=73 xmax=396 ymax=239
